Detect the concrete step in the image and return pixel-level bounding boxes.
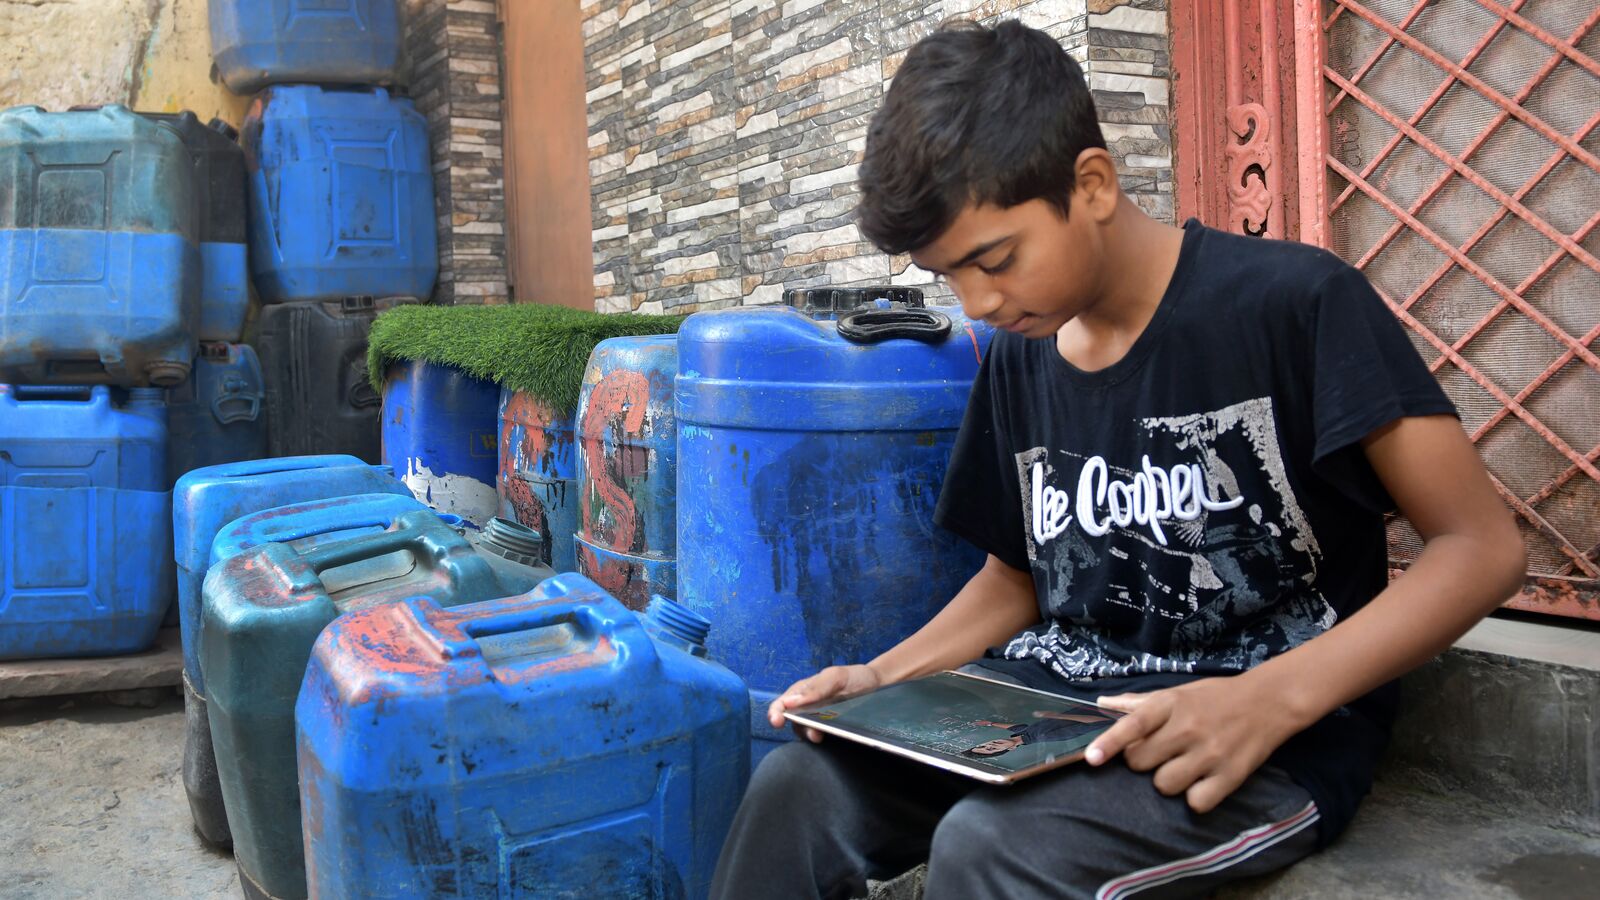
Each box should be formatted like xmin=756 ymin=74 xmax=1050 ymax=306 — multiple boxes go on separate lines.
xmin=1386 ymin=614 xmax=1600 ymax=832
xmin=0 ymin=628 xmax=182 ymax=700
xmin=867 ymin=782 xmax=1600 ymax=900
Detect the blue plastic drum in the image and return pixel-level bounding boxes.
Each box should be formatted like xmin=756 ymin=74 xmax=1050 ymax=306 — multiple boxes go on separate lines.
xmin=382 ymin=360 xmax=502 ymax=527
xmin=575 ymin=336 xmax=678 ymax=609
xmin=676 ymin=287 xmax=992 ymax=767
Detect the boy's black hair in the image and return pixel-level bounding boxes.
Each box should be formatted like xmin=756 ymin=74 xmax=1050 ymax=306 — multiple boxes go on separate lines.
xmin=857 ymin=19 xmax=1106 ymax=256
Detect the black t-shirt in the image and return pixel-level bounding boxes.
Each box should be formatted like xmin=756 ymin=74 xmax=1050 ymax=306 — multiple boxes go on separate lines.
xmin=933 ymin=220 xmax=1457 ymax=846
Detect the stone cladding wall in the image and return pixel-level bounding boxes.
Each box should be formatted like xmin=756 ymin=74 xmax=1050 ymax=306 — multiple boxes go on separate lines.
xmin=581 ymin=1 xmax=1170 ymax=312
xmin=405 ymin=0 xmax=509 ymax=304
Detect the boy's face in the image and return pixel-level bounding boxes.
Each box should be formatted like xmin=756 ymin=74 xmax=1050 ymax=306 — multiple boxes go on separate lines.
xmin=967 ymin=735 xmax=1025 ymax=756
xmin=909 ymin=195 xmax=1104 ymax=340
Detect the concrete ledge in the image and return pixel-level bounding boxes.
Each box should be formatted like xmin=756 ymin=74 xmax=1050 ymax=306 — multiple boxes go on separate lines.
xmin=868 ymin=782 xmax=1600 ymax=900
xmin=1387 ymin=615 xmax=1600 ymax=832
xmin=0 ymin=628 xmax=182 ymax=700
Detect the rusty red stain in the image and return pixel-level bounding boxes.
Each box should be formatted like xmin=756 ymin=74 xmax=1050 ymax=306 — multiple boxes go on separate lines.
xmin=578 ymin=368 xmax=650 ymax=551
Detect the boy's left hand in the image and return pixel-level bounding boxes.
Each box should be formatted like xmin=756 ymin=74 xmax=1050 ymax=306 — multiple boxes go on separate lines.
xmin=1085 ymin=674 xmax=1306 ymax=814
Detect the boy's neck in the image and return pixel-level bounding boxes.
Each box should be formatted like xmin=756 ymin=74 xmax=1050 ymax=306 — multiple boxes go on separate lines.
xmin=1056 ymin=199 xmax=1187 ymax=372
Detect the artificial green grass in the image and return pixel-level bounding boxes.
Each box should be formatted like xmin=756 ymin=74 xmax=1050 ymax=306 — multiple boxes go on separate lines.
xmin=367 ymin=304 xmax=686 ymax=416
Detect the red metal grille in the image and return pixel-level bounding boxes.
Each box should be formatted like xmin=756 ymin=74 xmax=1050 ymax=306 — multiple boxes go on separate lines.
xmin=1306 ymin=0 xmax=1600 ymax=618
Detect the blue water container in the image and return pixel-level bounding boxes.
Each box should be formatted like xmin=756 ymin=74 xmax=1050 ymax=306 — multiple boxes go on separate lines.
xmin=298 ymin=574 xmax=749 ymax=899
xmin=139 ymin=113 xmax=249 ymax=342
xmin=242 ymin=86 xmax=437 ymax=303
xmin=172 ymin=456 xmax=410 ymax=695
xmin=676 ymin=288 xmax=992 ymax=766
xmin=171 ymin=456 xmax=410 ymax=848
xmin=382 ymin=360 xmax=502 ymax=527
xmin=209 ymin=0 xmax=403 ymax=95
xmin=0 ymin=106 xmax=198 ymax=387
xmin=498 ymin=388 xmax=579 ymax=573
xmin=575 ymin=336 xmax=678 ymax=609
xmin=205 ymin=511 xmax=528 ymax=900
xmin=184 ymin=490 xmax=432 ymax=851
xmin=166 ymin=343 xmax=267 ymax=488
xmin=0 ymin=385 xmax=171 ymax=659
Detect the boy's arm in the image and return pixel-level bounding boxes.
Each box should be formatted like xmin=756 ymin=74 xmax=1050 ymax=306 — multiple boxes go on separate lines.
xmin=770 ymin=553 xmax=1041 ymax=739
xmin=1086 ymin=414 xmax=1525 ymax=813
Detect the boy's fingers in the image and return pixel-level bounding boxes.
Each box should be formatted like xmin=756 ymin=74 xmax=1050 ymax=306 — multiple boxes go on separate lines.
xmin=1095 ymin=693 xmax=1145 ymax=712
xmin=1184 ymin=770 xmax=1238 ymax=815
xmin=1086 ymin=701 xmax=1168 ymax=766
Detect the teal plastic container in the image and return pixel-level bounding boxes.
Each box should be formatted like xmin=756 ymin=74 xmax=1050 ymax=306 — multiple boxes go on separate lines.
xmin=0 ymin=105 xmax=198 ymax=386
xmin=298 ymin=576 xmax=750 ymax=899
xmin=172 ymin=456 xmax=410 ymax=848
xmin=203 ymin=511 xmax=535 ymax=900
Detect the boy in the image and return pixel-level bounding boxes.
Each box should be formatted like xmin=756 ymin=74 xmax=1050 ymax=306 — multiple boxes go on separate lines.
xmin=711 ymin=18 xmax=1526 ymax=900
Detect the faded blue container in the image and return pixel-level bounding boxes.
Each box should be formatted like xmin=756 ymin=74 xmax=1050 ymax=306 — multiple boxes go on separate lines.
xmin=575 ymin=336 xmax=678 ymax=609
xmin=182 ymin=491 xmax=439 ymax=850
xmin=166 ymin=343 xmax=267 ymax=488
xmin=172 ymin=455 xmax=411 ymax=695
xmin=0 ymin=105 xmax=198 ymax=387
xmin=676 ymin=289 xmax=992 ymax=766
xmin=171 ymin=456 xmax=410 ymax=848
xmin=382 ymin=360 xmax=502 ymax=527
xmin=242 ymin=86 xmax=437 ymax=303
xmin=209 ymin=0 xmax=403 ymax=95
xmin=139 ymin=113 xmax=248 ymax=342
xmin=298 ymin=574 xmax=749 ymax=899
xmin=205 ymin=511 xmax=536 ymax=900
xmin=498 ymin=388 xmax=579 ymax=573
xmin=0 ymin=385 xmax=171 ymax=659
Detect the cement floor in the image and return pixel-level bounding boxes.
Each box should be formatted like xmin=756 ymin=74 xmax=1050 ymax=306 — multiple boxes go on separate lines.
xmin=0 ymin=690 xmax=235 ymax=899
xmin=4 ymin=690 xmax=1596 ymax=900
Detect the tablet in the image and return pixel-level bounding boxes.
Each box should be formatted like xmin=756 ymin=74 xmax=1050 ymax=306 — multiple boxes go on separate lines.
xmin=784 ymin=670 xmax=1125 ymax=784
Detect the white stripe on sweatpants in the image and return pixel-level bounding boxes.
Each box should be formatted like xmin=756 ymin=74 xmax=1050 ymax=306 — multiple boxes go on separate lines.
xmin=1094 ymin=801 xmax=1320 ymax=900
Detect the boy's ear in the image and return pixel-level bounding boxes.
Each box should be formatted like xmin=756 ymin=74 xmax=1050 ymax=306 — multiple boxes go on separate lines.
xmin=1072 ymin=147 xmax=1120 ymax=223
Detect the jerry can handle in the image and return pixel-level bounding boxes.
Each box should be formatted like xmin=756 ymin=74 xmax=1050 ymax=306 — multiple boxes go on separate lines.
xmin=299 ymin=521 xmax=440 ymax=574
xmin=407 ymin=595 xmax=606 ymax=661
xmin=212 ymin=376 xmax=262 ymax=425
xmin=347 ymin=379 xmax=381 ymax=410
xmin=11 ymin=385 xmax=100 ymax=403
xmin=837 ymin=308 xmax=953 ymax=345
xmin=237 ymin=516 xmax=409 ymax=555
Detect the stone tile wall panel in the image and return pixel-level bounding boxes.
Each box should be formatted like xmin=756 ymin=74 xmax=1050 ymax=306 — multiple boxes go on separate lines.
xmin=583 ymin=0 xmax=1171 ymax=312
xmin=405 ymin=0 xmax=509 ymax=304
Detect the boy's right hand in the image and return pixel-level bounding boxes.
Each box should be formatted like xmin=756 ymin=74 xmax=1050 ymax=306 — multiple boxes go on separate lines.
xmin=768 ymin=664 xmax=885 ymax=743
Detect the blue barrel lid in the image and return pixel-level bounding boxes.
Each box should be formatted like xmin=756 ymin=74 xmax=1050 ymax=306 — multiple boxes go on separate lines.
xmin=676 ymin=302 xmax=992 ymax=432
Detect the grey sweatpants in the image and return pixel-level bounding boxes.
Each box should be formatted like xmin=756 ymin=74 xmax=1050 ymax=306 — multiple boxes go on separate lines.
xmin=711 ymin=707 xmax=1320 ymax=900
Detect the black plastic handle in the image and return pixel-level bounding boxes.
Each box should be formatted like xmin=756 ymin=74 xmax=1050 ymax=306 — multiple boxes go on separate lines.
xmin=837 ymin=308 xmax=952 ymax=345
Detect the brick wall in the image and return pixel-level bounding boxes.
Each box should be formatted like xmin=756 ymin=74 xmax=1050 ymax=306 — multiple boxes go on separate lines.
xmin=404 ymin=0 xmax=509 ymax=305
xmin=582 ymin=0 xmax=1173 ymax=313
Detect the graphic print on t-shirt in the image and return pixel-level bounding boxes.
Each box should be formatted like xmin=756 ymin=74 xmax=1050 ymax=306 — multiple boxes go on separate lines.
xmin=1006 ymin=396 xmax=1338 ymax=680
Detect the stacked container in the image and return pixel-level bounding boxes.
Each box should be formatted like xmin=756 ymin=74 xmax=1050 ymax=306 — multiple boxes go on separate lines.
xmin=256 ymin=296 xmax=394 ymax=463
xmin=0 ymin=105 xmax=198 ymax=387
xmin=165 ymin=343 xmax=267 ymax=488
xmin=0 ymin=103 xmax=197 ymax=661
xmin=211 ymin=0 xmax=436 ymax=465
xmin=0 ymin=385 xmax=171 ymax=659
